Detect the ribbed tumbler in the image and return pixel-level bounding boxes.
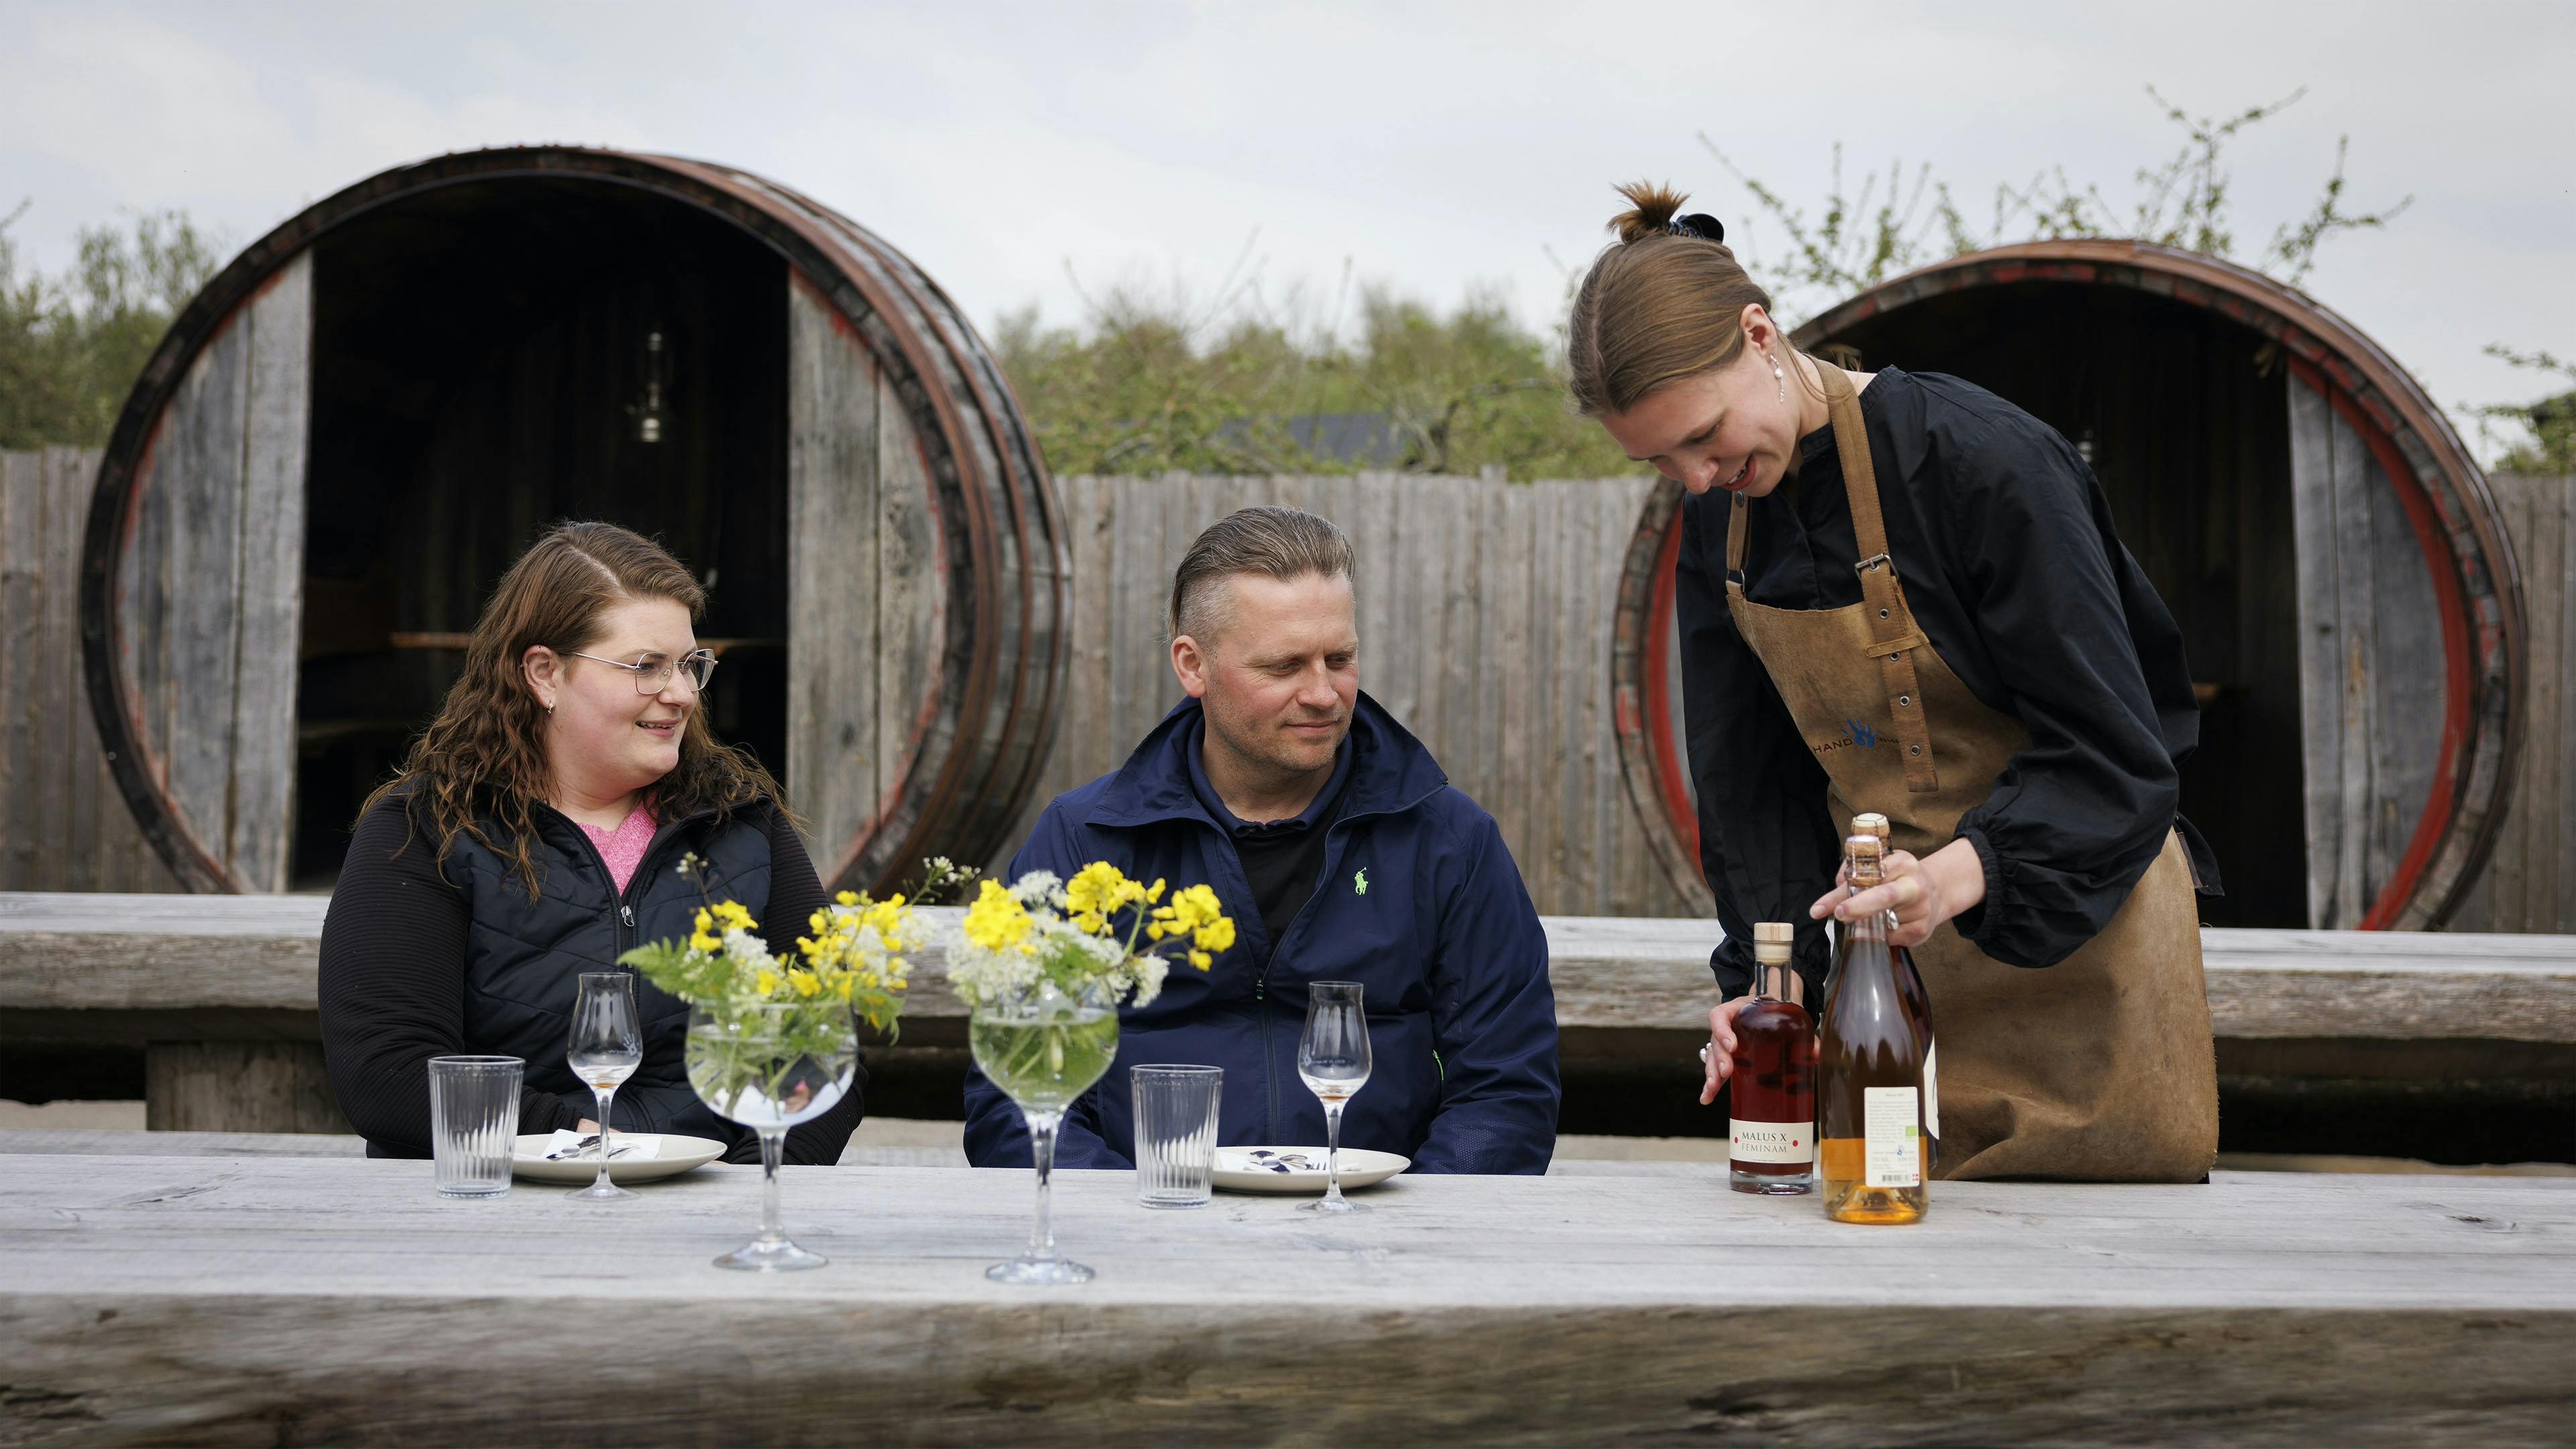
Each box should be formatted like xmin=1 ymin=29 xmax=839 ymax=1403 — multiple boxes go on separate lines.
xmin=428 ymin=1055 xmax=523 ymax=1197
xmin=1132 ymin=1064 xmax=1223 ymax=1208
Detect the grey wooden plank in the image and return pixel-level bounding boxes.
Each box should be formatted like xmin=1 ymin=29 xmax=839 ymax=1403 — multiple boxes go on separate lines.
xmin=145 ymin=1040 xmax=351 ymax=1133
xmin=2344 ymin=405 xmax=2445 ymax=919
xmin=2288 ymin=376 xmax=2353 ymax=928
xmin=1488 ymin=482 xmax=1535 ymax=879
xmin=875 ymin=368 xmax=944 ymax=880
xmin=784 ymin=275 xmax=884 ymax=881
xmin=0 ymin=451 xmax=38 ymax=890
xmin=31 ymin=447 xmax=73 ymax=892
xmin=1066 ymin=474 xmax=1116 ymax=793
xmin=2517 ymin=472 xmax=2564 ymax=931
xmin=153 ymin=306 xmax=253 ymax=878
xmin=0 ymin=1129 xmax=366 ymax=1158
xmin=1552 ymin=482 xmax=1593 ymax=912
xmin=225 ymin=253 xmax=313 ymax=892
xmin=2557 ymin=477 xmax=2576 ymax=932
xmin=1 ymin=1156 xmax=2570 ymax=1447
xmin=45 ymin=451 xmax=95 ymax=892
xmin=2326 ymin=396 xmax=2379 ymax=926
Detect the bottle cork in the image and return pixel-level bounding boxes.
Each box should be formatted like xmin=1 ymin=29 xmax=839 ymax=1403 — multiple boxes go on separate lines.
xmin=1851 ymin=812 xmax=1890 ymax=845
xmin=1847 ymin=833 xmax=1886 ymax=883
xmin=1753 ymin=921 xmax=1793 ymax=964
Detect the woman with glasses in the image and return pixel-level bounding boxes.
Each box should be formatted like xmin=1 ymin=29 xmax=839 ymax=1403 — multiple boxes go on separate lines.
xmin=318 ymin=521 xmax=862 ymax=1164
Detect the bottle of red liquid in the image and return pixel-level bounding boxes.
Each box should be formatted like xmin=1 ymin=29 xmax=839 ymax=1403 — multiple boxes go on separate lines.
xmin=1729 ymin=921 xmax=1815 ymax=1195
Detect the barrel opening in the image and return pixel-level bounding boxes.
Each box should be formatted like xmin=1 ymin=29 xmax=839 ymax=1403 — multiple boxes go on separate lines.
xmin=292 ymin=176 xmax=791 ymax=886
xmin=1807 ymin=280 xmax=2310 ymax=925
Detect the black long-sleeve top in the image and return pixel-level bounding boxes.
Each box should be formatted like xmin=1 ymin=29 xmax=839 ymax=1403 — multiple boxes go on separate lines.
xmin=1676 ymin=367 xmax=2217 ymax=999
xmin=318 ymin=796 xmax=861 ymax=1165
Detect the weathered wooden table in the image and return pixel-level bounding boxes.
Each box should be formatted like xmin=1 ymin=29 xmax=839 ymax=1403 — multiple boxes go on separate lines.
xmin=4 ymin=1152 xmax=2569 ymax=1446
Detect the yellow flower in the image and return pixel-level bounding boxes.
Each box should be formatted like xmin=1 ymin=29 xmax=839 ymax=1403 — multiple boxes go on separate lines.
xmin=962 ymin=878 xmax=1036 ymax=953
xmin=1147 ymin=883 xmax=1232 ymax=968
xmin=1065 ymin=861 xmax=1151 ymax=934
xmin=710 ymin=900 xmax=757 ymax=932
xmin=835 ymin=890 xmax=860 ymax=907
xmin=787 ymin=968 xmax=822 ymax=998
xmin=755 ymin=967 xmax=780 ymax=995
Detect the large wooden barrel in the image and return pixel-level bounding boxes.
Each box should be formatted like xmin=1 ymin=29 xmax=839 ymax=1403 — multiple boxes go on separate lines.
xmin=1613 ymin=241 xmax=2522 ymax=931
xmin=79 ymin=146 xmax=1067 ymax=896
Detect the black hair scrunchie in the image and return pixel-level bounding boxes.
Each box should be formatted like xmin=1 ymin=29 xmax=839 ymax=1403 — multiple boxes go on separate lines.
xmin=1667 ymin=213 xmax=1726 ymax=243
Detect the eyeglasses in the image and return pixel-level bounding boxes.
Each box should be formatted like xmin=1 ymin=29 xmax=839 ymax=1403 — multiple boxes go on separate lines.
xmin=564 ymin=648 xmax=720 ymax=695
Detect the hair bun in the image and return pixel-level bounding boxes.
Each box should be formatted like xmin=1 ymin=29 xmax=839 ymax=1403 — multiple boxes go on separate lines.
xmin=1610 ymin=181 xmax=1689 ymax=244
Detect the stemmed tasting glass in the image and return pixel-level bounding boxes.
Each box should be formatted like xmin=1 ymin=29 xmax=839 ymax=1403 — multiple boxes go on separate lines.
xmin=1298 ymin=981 xmax=1373 ymax=1215
xmin=969 ymin=977 xmax=1120 ymax=1284
xmin=686 ymin=1002 xmax=858 ymax=1271
xmin=564 ymin=972 xmax=643 ymax=1202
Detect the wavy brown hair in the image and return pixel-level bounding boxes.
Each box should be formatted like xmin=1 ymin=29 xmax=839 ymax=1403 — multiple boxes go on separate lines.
xmin=1566 ymin=182 xmax=1811 ymax=417
xmin=363 ymin=521 xmax=788 ymax=896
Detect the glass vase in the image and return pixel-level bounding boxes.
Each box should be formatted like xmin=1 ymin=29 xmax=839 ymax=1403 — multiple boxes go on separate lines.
xmin=685 ymin=1001 xmax=857 ymax=1271
xmin=969 ymin=978 xmax=1119 ymax=1285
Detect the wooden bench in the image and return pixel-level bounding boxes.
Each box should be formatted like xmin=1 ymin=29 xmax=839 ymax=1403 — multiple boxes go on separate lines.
xmin=7 ymin=892 xmax=2575 ymax=1133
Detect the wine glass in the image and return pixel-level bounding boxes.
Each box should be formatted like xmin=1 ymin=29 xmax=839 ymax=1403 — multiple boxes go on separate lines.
xmin=686 ymin=1002 xmax=857 ymax=1271
xmin=969 ymin=977 xmax=1119 ymax=1284
xmin=1297 ymin=981 xmax=1373 ymax=1215
xmin=564 ymin=972 xmax=643 ymax=1202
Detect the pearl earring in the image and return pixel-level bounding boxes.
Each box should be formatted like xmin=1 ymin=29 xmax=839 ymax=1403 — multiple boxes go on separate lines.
xmin=1770 ymin=353 xmax=1785 ymax=404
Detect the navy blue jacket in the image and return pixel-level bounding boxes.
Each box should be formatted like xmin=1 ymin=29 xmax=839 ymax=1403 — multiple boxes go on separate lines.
xmin=963 ymin=693 xmax=1560 ymax=1174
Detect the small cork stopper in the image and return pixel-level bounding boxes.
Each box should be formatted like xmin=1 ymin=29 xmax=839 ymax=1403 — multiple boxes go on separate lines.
xmin=1851 ymin=812 xmax=1890 ymax=842
xmin=1753 ymin=921 xmax=1792 ymax=963
xmin=1846 ymin=834 xmax=1886 ymax=884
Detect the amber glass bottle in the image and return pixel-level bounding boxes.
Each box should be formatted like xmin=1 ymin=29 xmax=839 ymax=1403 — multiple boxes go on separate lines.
xmin=1728 ymin=922 xmax=1815 ymax=1195
xmin=1842 ymin=810 xmax=1938 ymax=1174
xmin=1817 ymin=835 xmax=1932 ymax=1224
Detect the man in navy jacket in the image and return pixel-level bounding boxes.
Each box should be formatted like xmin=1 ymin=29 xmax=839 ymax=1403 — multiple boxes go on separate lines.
xmin=963 ymin=506 xmax=1560 ymax=1174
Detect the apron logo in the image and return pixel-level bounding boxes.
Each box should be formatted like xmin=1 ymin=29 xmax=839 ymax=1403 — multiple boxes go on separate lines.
xmin=1353 ymin=867 xmax=1370 ymax=896
xmin=1811 ymin=719 xmax=1880 ymax=757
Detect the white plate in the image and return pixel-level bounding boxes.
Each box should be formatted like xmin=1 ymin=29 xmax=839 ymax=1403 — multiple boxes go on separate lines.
xmin=511 ymin=1133 xmax=727 ymax=1185
xmin=1214 ymin=1146 xmax=1409 ymax=1194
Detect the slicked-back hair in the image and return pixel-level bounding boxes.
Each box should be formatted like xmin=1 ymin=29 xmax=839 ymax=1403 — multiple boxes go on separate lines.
xmin=1168 ymin=506 xmax=1354 ymax=644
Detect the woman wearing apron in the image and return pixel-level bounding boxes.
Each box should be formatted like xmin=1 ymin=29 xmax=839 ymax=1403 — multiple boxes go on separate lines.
xmin=1571 ymin=184 xmax=2219 ymax=1181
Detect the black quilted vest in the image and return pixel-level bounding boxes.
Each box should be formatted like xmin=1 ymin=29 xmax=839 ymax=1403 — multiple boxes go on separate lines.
xmin=444 ymin=798 xmax=777 ymax=1144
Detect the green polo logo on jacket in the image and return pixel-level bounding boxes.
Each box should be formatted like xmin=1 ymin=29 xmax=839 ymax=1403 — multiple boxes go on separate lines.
xmin=1353 ymin=867 xmax=1369 ymax=896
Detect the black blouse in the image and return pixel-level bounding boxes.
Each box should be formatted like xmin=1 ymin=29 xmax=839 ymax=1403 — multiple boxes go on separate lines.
xmin=318 ymin=798 xmax=861 ymax=1165
xmin=1675 ymin=367 xmax=2216 ymax=999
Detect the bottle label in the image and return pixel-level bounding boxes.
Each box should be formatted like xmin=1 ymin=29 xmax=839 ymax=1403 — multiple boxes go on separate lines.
xmin=1864 ymin=1086 xmax=1922 ymax=1187
xmin=1729 ymin=1120 xmax=1813 ymax=1165
xmin=1923 ymin=1040 xmax=1940 ymax=1140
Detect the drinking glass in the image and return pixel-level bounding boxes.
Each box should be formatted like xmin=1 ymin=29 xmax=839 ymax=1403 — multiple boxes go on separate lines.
xmin=686 ymin=1002 xmax=858 ymax=1271
xmin=1297 ymin=981 xmax=1373 ymax=1215
xmin=565 ymin=972 xmax=644 ymax=1202
xmin=969 ymin=977 xmax=1119 ymax=1284
xmin=1130 ymin=1064 xmax=1223 ymax=1209
xmin=427 ymin=1055 xmax=522 ymax=1196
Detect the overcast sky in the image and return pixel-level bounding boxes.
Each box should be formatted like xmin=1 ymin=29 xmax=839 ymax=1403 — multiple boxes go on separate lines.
xmin=4 ymin=0 xmax=2570 ymax=456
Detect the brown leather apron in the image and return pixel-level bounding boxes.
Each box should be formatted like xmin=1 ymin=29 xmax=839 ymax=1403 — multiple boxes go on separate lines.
xmin=1719 ymin=365 xmax=2217 ymax=1182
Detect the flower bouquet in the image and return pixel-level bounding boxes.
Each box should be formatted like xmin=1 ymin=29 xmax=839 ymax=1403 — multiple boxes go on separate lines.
xmin=946 ymin=863 xmax=1235 ymax=1283
xmin=619 ymin=855 xmax=938 ymax=1271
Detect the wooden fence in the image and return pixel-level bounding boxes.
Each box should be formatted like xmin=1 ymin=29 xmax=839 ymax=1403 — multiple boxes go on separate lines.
xmin=7 ymin=448 xmax=2572 ymax=928
xmin=1008 ymin=472 xmax=1691 ymax=917
xmin=0 ymin=449 xmax=180 ymax=893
